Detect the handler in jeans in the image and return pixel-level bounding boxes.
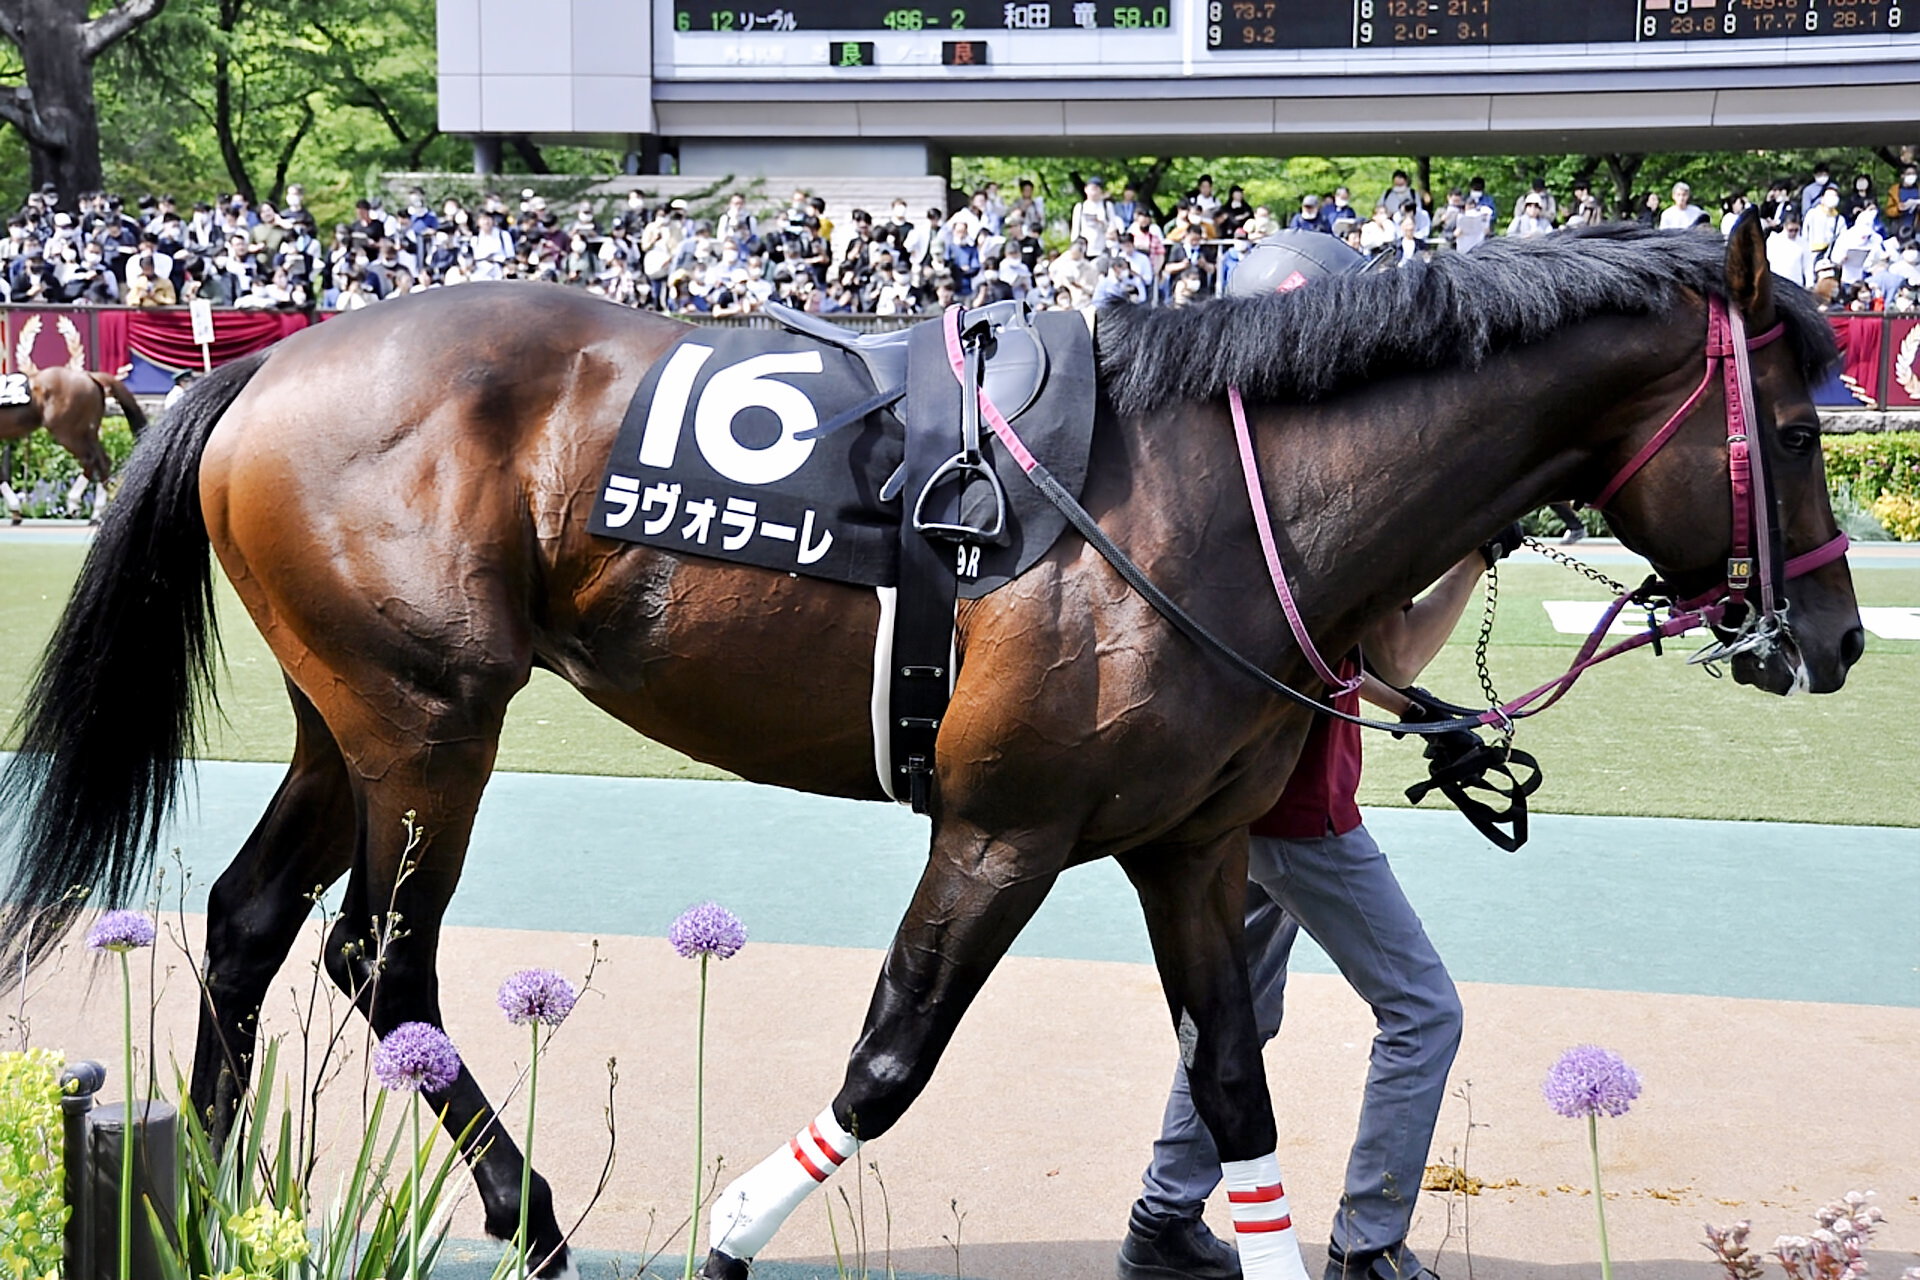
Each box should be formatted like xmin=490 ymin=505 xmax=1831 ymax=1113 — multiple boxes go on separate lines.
xmin=1119 ymin=537 xmax=1517 ymax=1280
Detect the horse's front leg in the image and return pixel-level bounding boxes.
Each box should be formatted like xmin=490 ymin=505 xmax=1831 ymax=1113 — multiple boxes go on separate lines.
xmin=1120 ymin=830 xmax=1309 ymax=1280
xmin=698 ymin=814 xmax=1063 ymax=1279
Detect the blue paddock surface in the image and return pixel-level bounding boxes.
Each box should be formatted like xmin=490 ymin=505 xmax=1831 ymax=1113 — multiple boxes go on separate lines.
xmin=134 ymin=760 xmax=1919 ymax=1009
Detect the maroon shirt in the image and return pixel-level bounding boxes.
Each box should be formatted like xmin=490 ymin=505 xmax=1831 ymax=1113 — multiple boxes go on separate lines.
xmin=1250 ymin=658 xmax=1363 ymax=840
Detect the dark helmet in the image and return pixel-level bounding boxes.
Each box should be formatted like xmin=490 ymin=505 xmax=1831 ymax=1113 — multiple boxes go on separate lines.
xmin=1225 ymin=229 xmax=1367 ymax=298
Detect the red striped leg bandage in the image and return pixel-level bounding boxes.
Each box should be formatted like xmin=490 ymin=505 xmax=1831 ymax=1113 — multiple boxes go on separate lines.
xmin=709 ymin=1107 xmax=860 ymax=1261
xmin=1222 ymin=1154 xmax=1309 ymax=1280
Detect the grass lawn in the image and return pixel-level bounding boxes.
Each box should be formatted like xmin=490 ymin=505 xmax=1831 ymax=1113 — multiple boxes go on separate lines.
xmin=3 ymin=542 xmax=1915 ymax=826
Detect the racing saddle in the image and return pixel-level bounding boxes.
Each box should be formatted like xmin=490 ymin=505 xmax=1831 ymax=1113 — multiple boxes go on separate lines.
xmin=764 ymin=298 xmax=1060 ymax=812
xmin=765 ymin=299 xmax=1049 ymax=544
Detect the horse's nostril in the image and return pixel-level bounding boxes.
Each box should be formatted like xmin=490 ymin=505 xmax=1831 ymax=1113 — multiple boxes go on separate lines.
xmin=1840 ymin=625 xmax=1866 ymax=668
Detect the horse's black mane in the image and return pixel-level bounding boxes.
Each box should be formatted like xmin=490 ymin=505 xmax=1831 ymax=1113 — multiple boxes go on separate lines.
xmin=1094 ymin=225 xmax=1840 ymax=417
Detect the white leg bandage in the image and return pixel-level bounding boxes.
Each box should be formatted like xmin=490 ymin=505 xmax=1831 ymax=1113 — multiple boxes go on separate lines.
xmin=708 ymin=1106 xmax=860 ymax=1260
xmin=65 ymin=475 xmax=89 ymax=515
xmin=1223 ymin=1154 xmax=1309 ymax=1280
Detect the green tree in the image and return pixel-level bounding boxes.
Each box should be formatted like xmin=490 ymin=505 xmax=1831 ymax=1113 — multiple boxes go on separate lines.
xmin=93 ymin=0 xmax=462 ymax=221
xmin=0 ymin=0 xmax=169 ymax=195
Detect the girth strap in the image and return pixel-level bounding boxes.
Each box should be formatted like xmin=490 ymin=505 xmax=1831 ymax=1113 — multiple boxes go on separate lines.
xmin=888 ymin=318 xmax=971 ymax=812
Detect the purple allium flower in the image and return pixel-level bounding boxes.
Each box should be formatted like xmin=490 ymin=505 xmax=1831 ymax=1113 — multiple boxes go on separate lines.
xmin=497 ymin=968 xmax=578 ymax=1027
xmin=374 ymin=1021 xmax=462 ymax=1094
xmin=85 ymin=909 xmax=155 ymax=953
xmin=1543 ymin=1044 xmax=1642 ymax=1119
xmin=669 ymin=902 xmax=747 ymax=961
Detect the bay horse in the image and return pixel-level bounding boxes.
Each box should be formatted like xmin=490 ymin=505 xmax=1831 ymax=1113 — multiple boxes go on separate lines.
xmin=0 ymin=222 xmax=1861 ymax=1279
xmin=0 ymin=365 xmax=147 ymax=521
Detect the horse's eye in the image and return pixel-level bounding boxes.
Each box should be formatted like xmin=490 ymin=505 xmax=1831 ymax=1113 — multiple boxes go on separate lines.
xmin=1777 ymin=424 xmax=1818 ymax=454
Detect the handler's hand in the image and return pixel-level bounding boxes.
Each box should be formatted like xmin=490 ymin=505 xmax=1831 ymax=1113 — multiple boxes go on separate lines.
xmin=1480 ymin=521 xmax=1525 ymax=569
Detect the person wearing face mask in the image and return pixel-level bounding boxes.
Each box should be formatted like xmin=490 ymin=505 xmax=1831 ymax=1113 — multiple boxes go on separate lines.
xmin=1890 ymin=166 xmax=1920 ymax=238
xmin=1831 ymin=207 xmax=1886 ymax=285
xmin=1843 ymin=174 xmax=1880 ymax=226
xmin=1509 ymin=193 xmax=1555 ymax=238
xmin=1765 ymin=216 xmax=1814 ymax=288
xmin=1805 ymin=187 xmax=1846 ymax=261
xmin=62 ymin=240 xmax=118 ymax=303
xmin=1758 ymin=181 xmax=1794 ymax=233
xmin=1889 ymin=245 xmax=1920 ymax=292
xmin=1801 ymin=162 xmax=1834 ymax=218
xmin=1381 ymin=169 xmax=1417 ymax=219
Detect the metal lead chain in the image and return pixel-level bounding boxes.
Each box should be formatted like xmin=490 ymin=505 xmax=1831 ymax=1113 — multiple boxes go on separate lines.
xmin=1474 ymin=562 xmax=1508 ymax=749
xmin=1522 ymin=535 xmax=1633 ymax=598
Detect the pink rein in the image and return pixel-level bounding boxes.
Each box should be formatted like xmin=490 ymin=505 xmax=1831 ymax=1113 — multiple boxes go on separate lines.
xmin=1224 ymin=293 xmax=1850 ymax=723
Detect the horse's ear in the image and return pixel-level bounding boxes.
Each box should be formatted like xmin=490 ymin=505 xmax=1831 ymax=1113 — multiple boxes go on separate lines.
xmin=1724 ymin=208 xmax=1776 ymax=327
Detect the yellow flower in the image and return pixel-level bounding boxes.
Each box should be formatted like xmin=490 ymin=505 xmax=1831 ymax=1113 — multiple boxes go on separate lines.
xmin=1870 ymin=492 xmax=1920 ymax=541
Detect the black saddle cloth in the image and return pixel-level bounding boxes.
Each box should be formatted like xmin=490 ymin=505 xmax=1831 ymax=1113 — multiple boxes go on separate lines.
xmin=589 ymin=311 xmax=1095 ymax=599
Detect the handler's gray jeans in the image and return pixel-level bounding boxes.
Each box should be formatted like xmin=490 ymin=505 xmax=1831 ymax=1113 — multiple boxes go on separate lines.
xmin=1138 ymin=825 xmax=1463 ymax=1258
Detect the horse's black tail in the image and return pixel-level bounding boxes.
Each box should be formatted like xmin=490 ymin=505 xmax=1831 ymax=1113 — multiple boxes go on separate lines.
xmin=92 ymin=372 xmax=149 ymax=437
xmin=0 ymin=352 xmax=268 ymax=987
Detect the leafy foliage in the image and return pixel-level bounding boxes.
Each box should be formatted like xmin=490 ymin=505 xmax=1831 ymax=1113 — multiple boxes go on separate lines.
xmin=0 ymin=1048 xmax=67 ymax=1280
xmin=1822 ymin=430 xmax=1920 ymax=503
xmin=148 ymin=1040 xmax=475 ymax=1280
xmin=88 ymin=0 xmax=465 ymax=221
xmin=1 ymin=421 xmax=135 ymax=518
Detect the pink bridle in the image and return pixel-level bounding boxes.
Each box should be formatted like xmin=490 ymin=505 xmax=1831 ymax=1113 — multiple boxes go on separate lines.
xmin=1224 ymin=293 xmax=1851 ymax=728
xmin=1590 ymin=294 xmax=1848 ymax=642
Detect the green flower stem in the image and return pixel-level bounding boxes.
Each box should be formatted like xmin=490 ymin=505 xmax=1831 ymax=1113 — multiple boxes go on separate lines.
xmin=684 ymin=952 xmax=709 ymax=1280
xmin=520 ymin=1022 xmax=539 ymax=1280
xmin=118 ymin=950 xmax=133 ymax=1280
xmin=1588 ymin=1112 xmax=1614 ymax=1280
xmin=410 ymin=1094 xmax=423 ymax=1280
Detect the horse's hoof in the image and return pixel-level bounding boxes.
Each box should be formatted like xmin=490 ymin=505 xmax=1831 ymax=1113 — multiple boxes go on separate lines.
xmin=700 ymin=1249 xmax=751 ymax=1280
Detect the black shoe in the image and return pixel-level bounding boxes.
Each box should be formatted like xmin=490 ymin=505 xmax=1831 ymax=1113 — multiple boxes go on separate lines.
xmin=1323 ymin=1242 xmax=1437 ymax=1280
xmin=1117 ymin=1202 xmax=1242 ymax=1280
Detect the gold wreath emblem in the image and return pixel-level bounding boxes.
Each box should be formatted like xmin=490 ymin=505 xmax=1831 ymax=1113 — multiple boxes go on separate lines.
xmin=1896 ymin=321 xmax=1920 ymax=403
xmin=12 ymin=314 xmax=86 ymax=376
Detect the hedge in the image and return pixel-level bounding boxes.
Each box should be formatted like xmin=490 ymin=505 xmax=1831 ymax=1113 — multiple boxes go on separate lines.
xmin=1824 ymin=431 xmax=1920 ymax=541
xmin=0 ymin=422 xmax=136 ymax=518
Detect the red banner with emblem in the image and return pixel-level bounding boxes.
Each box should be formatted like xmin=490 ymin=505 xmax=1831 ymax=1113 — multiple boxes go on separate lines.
xmin=4 ymin=308 xmax=94 ymax=375
xmin=1887 ymin=316 xmax=1920 ymax=409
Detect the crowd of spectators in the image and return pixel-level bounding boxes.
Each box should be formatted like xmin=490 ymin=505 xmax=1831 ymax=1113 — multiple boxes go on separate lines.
xmin=5 ymin=159 xmax=1917 ymax=317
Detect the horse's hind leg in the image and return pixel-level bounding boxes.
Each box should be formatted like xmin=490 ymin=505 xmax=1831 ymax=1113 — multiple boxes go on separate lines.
xmin=700 ymin=817 xmax=1061 ymax=1278
xmin=313 ymin=675 xmax=569 ymax=1275
xmin=1120 ymin=834 xmax=1308 ymax=1280
xmin=189 ymin=680 xmax=356 ymax=1142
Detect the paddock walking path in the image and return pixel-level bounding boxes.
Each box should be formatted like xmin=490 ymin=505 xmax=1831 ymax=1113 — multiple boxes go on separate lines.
xmin=20 ymin=763 xmax=1920 ymax=1280
xmin=7 ymin=524 xmax=1917 ymax=1276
